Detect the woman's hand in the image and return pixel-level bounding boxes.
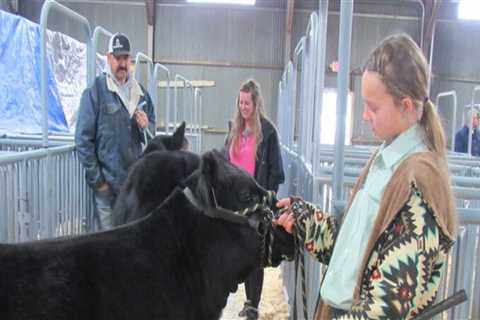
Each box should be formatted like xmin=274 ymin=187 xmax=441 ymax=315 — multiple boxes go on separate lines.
xmin=273 ymin=197 xmax=296 ymax=234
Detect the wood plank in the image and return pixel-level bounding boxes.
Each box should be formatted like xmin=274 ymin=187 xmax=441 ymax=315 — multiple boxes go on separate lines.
xmin=156 ymin=80 xmax=216 ymax=88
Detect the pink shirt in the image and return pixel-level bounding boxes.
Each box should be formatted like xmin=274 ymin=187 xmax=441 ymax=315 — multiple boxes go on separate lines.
xmin=229 ymin=133 xmax=256 ymax=176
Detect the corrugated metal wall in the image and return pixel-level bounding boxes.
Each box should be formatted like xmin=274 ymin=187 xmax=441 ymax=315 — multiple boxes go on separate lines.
xmin=17 ymin=0 xmax=480 ymax=150
xmin=154 ymin=3 xmax=285 ymax=150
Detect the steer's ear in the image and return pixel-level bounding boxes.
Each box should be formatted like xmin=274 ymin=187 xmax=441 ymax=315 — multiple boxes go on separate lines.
xmin=172 ymin=121 xmax=186 ymax=149
xmin=200 ymin=150 xmax=219 ymax=185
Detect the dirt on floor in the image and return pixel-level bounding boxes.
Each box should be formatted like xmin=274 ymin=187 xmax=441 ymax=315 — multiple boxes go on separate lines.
xmin=221 ymin=267 xmax=290 ymax=320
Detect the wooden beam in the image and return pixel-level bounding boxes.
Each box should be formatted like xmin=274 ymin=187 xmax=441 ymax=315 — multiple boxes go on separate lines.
xmin=156 ymin=80 xmax=216 ymax=88
xmin=145 ymin=0 xmax=156 ymax=59
xmin=421 ymin=0 xmax=439 ymax=60
xmin=145 ymin=0 xmax=155 ymax=25
xmin=284 ymin=0 xmax=295 ymax=66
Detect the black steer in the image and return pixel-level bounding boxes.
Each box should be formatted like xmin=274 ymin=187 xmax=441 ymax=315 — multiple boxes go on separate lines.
xmin=0 ymin=150 xmax=293 ymax=320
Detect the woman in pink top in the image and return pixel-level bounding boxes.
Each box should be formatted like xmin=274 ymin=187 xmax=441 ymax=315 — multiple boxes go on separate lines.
xmin=225 ymin=79 xmax=285 ymax=320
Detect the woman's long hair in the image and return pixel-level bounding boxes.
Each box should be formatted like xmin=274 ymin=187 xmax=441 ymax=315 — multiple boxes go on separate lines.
xmin=363 ymin=33 xmax=446 ymax=158
xmin=228 ymin=79 xmax=266 ymax=157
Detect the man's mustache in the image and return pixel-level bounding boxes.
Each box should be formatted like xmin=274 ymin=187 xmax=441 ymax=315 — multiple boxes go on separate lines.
xmin=117 ymin=67 xmax=127 ymax=72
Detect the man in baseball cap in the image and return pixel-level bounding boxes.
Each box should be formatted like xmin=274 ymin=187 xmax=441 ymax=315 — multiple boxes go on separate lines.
xmin=108 ymin=33 xmax=131 ymax=57
xmin=75 ymin=32 xmax=156 ymax=230
xmin=107 ymin=33 xmax=132 ymax=84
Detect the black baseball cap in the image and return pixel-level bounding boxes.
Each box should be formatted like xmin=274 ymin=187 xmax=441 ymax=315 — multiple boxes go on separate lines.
xmin=108 ymin=33 xmax=131 ymax=57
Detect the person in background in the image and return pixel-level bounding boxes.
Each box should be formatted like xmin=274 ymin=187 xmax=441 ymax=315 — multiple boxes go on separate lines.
xmin=275 ymin=34 xmax=457 ymax=319
xmin=75 ymin=33 xmax=155 ymax=230
xmin=225 ymin=79 xmax=285 ymax=320
xmin=454 ymin=107 xmax=480 ymax=156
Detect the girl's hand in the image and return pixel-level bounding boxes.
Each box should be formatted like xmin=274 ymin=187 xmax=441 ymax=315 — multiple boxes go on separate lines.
xmin=276 ymin=197 xmax=291 ymax=209
xmin=273 ymin=197 xmax=295 ymax=234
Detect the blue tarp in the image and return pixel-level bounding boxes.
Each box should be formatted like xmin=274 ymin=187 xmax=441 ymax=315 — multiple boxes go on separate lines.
xmin=0 ymin=10 xmax=69 ymax=133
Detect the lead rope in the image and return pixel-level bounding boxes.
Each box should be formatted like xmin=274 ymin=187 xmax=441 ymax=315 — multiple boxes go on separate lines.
xmin=291 ymin=201 xmax=308 ymax=320
xmin=208 ymin=188 xmax=278 ymax=269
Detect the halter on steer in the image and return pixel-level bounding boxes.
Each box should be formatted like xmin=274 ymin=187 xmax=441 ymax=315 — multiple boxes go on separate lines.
xmin=183 ymin=185 xmax=278 ymax=268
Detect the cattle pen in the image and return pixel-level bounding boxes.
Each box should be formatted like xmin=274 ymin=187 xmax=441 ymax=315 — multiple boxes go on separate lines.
xmin=1 ymin=0 xmax=480 ymax=319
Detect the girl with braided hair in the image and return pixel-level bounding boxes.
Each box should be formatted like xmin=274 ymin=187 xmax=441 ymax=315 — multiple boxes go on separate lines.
xmin=276 ymin=34 xmax=458 ymax=320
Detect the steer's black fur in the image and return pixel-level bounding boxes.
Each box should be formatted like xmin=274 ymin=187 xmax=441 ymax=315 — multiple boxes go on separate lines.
xmin=0 ymin=150 xmax=293 ymax=320
xmin=113 ymin=150 xmax=200 ymax=226
xmin=113 ymin=121 xmax=192 ymax=226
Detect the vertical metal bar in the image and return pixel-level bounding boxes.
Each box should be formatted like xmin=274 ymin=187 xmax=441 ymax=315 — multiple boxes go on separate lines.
xmin=185 ymin=81 xmax=194 ymax=139
xmin=407 ymin=0 xmax=425 ymax=49
xmin=293 ymin=38 xmax=305 ymax=151
xmin=134 ymin=52 xmax=153 ymax=89
xmin=199 ymin=90 xmax=203 ymax=151
xmin=468 ymin=86 xmax=480 ymax=155
xmin=91 ymin=26 xmax=113 ymax=85
xmin=332 ymin=0 xmax=354 ymax=214
xmin=174 ymin=74 xmax=189 ymax=130
xmin=277 ymin=81 xmax=283 ymax=142
xmin=313 ymin=0 xmax=329 ymax=177
xmin=428 ymin=20 xmax=436 ymax=95
xmin=152 ymin=63 xmax=171 ymax=134
xmin=134 ymin=53 xmax=157 ymax=138
xmin=194 ymin=88 xmax=203 ymax=152
xmin=435 ymin=91 xmax=457 ymax=151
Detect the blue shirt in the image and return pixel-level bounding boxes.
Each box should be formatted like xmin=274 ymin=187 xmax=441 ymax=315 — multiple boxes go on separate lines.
xmin=320 ymin=124 xmax=427 ymax=310
xmin=454 ymin=125 xmax=480 ymax=156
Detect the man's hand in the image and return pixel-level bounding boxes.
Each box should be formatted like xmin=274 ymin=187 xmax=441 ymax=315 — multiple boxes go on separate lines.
xmin=97 ymin=182 xmax=109 ymax=192
xmin=135 ymin=110 xmax=149 ymax=129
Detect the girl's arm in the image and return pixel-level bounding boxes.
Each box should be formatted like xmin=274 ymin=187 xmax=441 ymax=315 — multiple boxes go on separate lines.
xmin=278 ymin=198 xmax=338 ymax=265
xmin=335 ymin=190 xmax=452 ymax=320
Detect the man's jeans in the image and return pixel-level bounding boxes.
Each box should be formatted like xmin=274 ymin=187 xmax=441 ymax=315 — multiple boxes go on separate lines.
xmin=93 ymin=187 xmax=116 ymax=230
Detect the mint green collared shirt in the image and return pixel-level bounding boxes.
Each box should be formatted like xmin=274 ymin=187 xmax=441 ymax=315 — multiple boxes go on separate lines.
xmin=320 ymin=124 xmax=427 ymax=310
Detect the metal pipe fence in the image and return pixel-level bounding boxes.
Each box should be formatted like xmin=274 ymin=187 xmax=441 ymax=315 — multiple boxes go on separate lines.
xmin=0 ymin=144 xmax=94 ymax=243
xmin=279 ymin=144 xmax=480 ymax=320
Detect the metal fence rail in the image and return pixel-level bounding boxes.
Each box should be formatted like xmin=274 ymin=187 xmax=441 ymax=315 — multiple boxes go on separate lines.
xmin=0 ymin=144 xmax=94 ymax=243
xmin=279 ymin=145 xmax=480 ymax=320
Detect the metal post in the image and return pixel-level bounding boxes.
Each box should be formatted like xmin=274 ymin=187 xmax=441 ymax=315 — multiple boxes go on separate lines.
xmin=435 ymin=91 xmax=457 ymax=151
xmin=173 ymin=74 xmax=189 ymax=130
xmin=286 ymin=61 xmax=295 ymax=149
xmin=134 ymin=52 xmax=154 ymax=87
xmin=194 ymin=88 xmax=203 ymax=152
xmin=293 ymin=37 xmax=305 ymax=151
xmin=468 ymin=86 xmax=480 ymax=155
xmin=91 ymin=26 xmax=113 ymax=85
xmin=185 ymin=81 xmax=194 ymax=138
xmin=332 ymin=0 xmax=353 ymax=214
xmin=313 ymin=0 xmax=329 ymax=177
xmin=152 ymin=63 xmax=171 ymax=133
xmin=304 ymin=13 xmax=318 ymax=166
xmin=407 ymin=0 xmax=425 ymax=49
xmin=428 ymin=20 xmax=436 ymax=95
